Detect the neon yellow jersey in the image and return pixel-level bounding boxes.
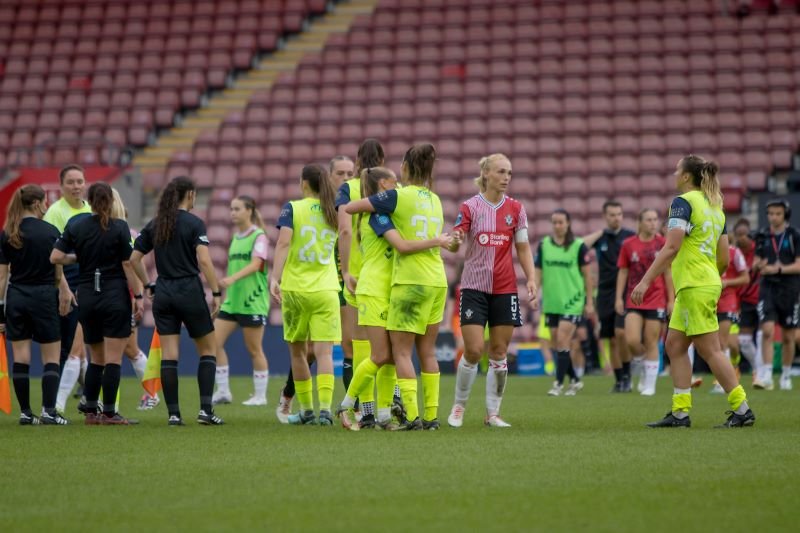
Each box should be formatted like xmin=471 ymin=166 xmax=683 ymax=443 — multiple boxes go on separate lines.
xmin=333 ymin=178 xmax=363 ymax=278
xmin=278 ymin=198 xmax=339 ymax=292
xmin=355 ymin=213 xmax=395 ymax=298
xmin=668 ymin=190 xmax=725 ymax=292
xmin=369 ymin=185 xmax=447 ymax=288
xmin=43 ymin=197 xmax=92 ymax=232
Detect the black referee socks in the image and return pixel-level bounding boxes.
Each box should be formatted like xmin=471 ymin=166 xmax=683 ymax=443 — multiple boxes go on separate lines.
xmin=84 ymin=363 xmax=104 ymax=411
xmin=12 ymin=363 xmax=31 ymax=413
xmin=161 ymin=359 xmax=180 ymax=418
xmin=41 ymin=363 xmax=60 ymax=414
xmin=198 ymin=355 xmax=216 ymax=413
xmin=101 ymin=363 xmax=121 ymax=415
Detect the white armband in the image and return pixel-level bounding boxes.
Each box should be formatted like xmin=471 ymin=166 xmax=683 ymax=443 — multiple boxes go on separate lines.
xmin=514 ymin=227 xmax=529 ymax=243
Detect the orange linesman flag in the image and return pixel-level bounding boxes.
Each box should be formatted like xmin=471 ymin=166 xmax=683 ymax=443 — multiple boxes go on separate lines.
xmin=142 ymin=331 xmax=162 ymax=397
xmin=0 ymin=334 xmax=12 ymax=414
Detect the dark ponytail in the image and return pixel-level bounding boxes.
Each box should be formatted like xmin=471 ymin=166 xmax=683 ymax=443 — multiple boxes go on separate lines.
xmin=403 ymin=143 xmax=437 ymax=190
xmin=553 ymin=208 xmax=575 ymax=249
xmin=357 ymin=167 xmax=394 ymax=244
xmin=154 ymin=176 xmax=195 ymax=246
xmin=4 ymin=184 xmax=45 ymax=249
xmin=302 ymin=164 xmax=338 ymax=229
xmin=87 ymin=182 xmax=114 ymax=231
xmin=355 ymin=138 xmax=385 ymax=175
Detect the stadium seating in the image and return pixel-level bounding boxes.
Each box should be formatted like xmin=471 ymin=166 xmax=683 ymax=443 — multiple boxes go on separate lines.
xmin=0 ymin=0 xmax=326 ymax=168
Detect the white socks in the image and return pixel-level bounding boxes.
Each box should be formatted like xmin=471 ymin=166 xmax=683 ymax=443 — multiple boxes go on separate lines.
xmin=215 ymin=365 xmax=230 ymax=394
xmin=738 ymin=334 xmax=756 ymax=368
xmin=643 ymin=360 xmax=659 ymax=391
xmin=56 ymin=356 xmax=81 ymax=411
xmin=454 ymin=358 xmax=478 ymax=405
xmin=131 ymin=351 xmax=147 ymax=381
xmin=253 ymin=370 xmax=269 ymax=399
xmin=486 ymin=358 xmax=508 ymax=416
xmin=573 ymin=366 xmax=585 ymax=379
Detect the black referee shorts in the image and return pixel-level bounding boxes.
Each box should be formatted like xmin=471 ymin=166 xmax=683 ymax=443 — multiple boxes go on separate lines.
xmin=740 ymin=302 xmax=759 ymax=329
xmin=77 ymin=281 xmax=132 ymax=345
xmin=459 ymin=289 xmax=522 ymax=328
xmin=6 ymin=284 xmax=61 ymax=343
xmin=153 ymin=276 xmax=214 ymax=339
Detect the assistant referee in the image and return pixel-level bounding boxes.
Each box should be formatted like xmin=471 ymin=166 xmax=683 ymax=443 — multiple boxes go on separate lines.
xmin=130 ymin=176 xmax=223 ymax=426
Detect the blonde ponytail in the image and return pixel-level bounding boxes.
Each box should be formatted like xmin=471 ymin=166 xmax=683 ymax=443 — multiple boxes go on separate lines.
xmin=700 ymin=161 xmax=723 ymax=208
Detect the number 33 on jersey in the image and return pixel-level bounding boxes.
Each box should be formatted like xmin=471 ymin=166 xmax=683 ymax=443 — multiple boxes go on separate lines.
xmin=277 ymin=198 xmax=339 ymax=291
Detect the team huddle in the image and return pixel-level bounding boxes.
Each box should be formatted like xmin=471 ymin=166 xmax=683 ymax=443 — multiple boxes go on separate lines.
xmin=1 ymin=139 xmax=793 ymax=429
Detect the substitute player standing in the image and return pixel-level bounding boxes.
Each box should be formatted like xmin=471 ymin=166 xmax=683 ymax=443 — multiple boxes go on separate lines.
xmin=615 ymin=208 xmax=674 ymax=396
xmin=270 ymin=164 xmax=341 ymax=426
xmin=212 ymin=195 xmax=270 ymax=406
xmin=0 ymin=185 xmax=72 ymax=425
xmin=130 ymin=176 xmax=223 ymax=426
xmin=632 ymin=155 xmax=754 ymax=428
xmin=445 ymin=154 xmax=537 ymax=428
xmin=51 ymin=183 xmax=144 ymax=425
xmin=583 ymin=202 xmax=635 ymax=392
xmin=535 ymin=209 xmax=595 ymax=396
xmin=753 ymin=198 xmax=800 ymax=391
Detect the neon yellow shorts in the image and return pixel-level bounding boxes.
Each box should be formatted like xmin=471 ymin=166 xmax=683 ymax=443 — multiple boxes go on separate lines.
xmin=537 ymin=316 xmax=551 ymax=340
xmin=387 ymin=284 xmax=447 ymax=335
xmin=282 ymin=290 xmax=342 ymax=343
xmin=343 ymin=287 xmax=358 ymax=308
xmin=357 ymin=294 xmax=390 ymax=328
xmin=669 ymin=286 xmax=721 ymax=337
xmin=730 ymin=323 xmax=740 ymax=335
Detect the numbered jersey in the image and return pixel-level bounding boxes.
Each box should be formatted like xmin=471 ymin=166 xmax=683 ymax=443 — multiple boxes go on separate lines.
xmin=369 ymin=185 xmax=447 ymax=288
xmin=278 ymin=197 xmax=339 ymax=292
xmin=667 ymin=190 xmax=725 ymax=292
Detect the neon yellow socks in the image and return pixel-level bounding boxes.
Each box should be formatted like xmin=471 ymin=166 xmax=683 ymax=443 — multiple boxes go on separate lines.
xmin=421 ymin=372 xmax=440 ymax=422
xmin=352 ymin=339 xmax=373 ymax=403
xmin=296 ymin=378 xmax=313 ymax=412
xmin=376 ymin=363 xmax=397 ymax=409
xmin=727 ymin=384 xmax=748 ymax=414
xmin=398 ymin=378 xmax=418 ymax=421
xmin=345 ymin=358 xmax=378 ymax=403
xmin=671 ymin=387 xmax=692 ymax=417
xmin=317 ymin=373 xmax=334 ymax=411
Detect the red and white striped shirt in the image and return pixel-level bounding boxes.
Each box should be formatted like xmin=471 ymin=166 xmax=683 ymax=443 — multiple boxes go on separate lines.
xmin=455 ymin=194 xmax=528 ymax=294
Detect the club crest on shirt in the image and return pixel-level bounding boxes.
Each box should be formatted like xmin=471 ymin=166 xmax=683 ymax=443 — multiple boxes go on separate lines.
xmin=631 ymin=252 xmax=639 ymax=262
xmin=465 ymin=308 xmax=474 ymax=319
xmin=377 ymin=214 xmax=390 ymax=226
xmin=505 ymin=214 xmax=513 ymax=226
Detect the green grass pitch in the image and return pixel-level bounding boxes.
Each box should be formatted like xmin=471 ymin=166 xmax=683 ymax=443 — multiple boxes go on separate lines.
xmin=2 ymin=375 xmax=797 ymax=532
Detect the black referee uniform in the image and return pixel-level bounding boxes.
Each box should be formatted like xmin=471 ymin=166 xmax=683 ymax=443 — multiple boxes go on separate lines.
xmin=54 ymin=215 xmax=134 ymax=419
xmin=134 ymin=209 xmax=218 ymax=423
xmin=0 ymin=218 xmax=63 ymax=423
